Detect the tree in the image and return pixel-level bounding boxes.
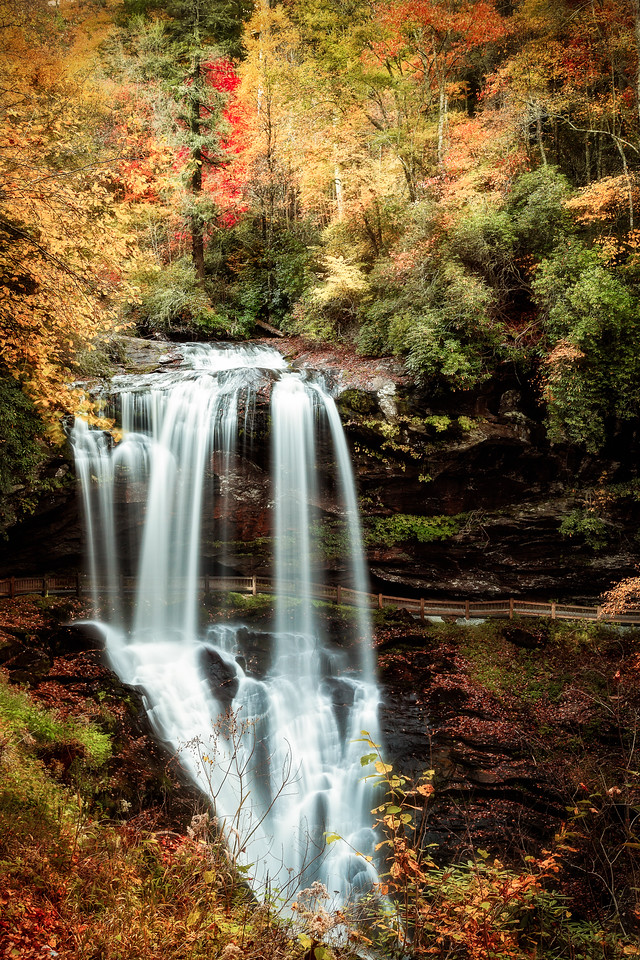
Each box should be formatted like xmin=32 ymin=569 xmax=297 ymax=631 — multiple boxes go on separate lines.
xmin=533 ymin=242 xmax=640 ymax=451
xmin=116 ymin=0 xmax=251 ymax=281
xmin=0 ymin=7 xmax=138 ymax=439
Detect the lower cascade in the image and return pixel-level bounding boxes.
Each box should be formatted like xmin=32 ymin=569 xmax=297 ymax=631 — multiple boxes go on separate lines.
xmin=71 ymin=343 xmax=381 ymax=905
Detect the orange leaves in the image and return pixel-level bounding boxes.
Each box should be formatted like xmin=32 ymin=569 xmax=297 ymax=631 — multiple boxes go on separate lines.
xmin=544 ymin=339 xmax=586 ymax=367
xmin=565 ymin=176 xmax=640 ymax=225
xmin=601 ymin=573 xmax=640 ymax=615
xmin=0 ymin=878 xmax=68 ymax=960
xmin=372 ymin=0 xmax=511 ymax=77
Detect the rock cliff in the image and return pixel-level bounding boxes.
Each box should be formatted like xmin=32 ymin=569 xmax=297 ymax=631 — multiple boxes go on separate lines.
xmin=2 ymin=335 xmax=639 ymax=602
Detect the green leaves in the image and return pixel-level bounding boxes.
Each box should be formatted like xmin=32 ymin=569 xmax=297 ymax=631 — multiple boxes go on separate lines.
xmin=533 ymin=240 xmax=640 ymax=451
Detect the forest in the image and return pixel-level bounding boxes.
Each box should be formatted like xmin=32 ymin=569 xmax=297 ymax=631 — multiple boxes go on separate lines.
xmin=2 ymin=1 xmax=640 ymax=958
xmin=4 ymin=0 xmax=640 ymax=488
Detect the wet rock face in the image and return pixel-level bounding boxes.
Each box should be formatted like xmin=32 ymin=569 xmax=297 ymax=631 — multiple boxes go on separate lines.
xmin=199 ymin=648 xmax=240 ymax=708
xmin=339 ymin=376 xmax=640 ymax=599
xmin=377 ymin=633 xmax=567 ymax=860
xmin=2 ymin=338 xmax=640 ymax=599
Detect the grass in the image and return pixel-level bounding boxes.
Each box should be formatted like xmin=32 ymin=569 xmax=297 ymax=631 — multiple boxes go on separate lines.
xmin=0 ymin=679 xmax=111 ymax=766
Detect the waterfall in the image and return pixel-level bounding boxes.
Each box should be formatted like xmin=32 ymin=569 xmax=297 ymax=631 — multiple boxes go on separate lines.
xmin=72 ymin=343 xmax=381 ymax=904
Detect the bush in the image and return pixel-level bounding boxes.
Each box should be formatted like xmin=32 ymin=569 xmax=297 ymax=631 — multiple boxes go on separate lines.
xmin=213 ymin=222 xmax=316 ymax=333
xmin=132 ymin=257 xmax=229 ymax=336
xmin=366 ymin=513 xmax=465 ymax=545
xmin=559 ymin=509 xmax=608 ymax=550
xmin=360 ymin=260 xmax=502 ymax=391
xmin=533 ymin=242 xmax=640 ymax=450
xmin=449 ymin=205 xmax=517 ymax=290
xmin=507 ymin=165 xmax=575 ymax=257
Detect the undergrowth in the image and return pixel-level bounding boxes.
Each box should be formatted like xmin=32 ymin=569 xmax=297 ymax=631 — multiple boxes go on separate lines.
xmin=2 ymin=610 xmax=640 ymax=959
xmin=0 ymin=671 xmax=300 ymax=960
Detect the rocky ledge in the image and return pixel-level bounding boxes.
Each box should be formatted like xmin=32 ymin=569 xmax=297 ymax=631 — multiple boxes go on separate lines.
xmin=2 ymin=335 xmax=640 ymax=601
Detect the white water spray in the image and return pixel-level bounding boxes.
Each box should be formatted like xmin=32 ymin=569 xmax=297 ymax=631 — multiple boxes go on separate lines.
xmin=72 ymin=343 xmax=381 ymax=904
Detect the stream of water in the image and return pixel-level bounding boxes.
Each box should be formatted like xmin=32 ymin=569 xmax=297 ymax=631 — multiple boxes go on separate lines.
xmin=72 ymin=343 xmax=381 ymax=904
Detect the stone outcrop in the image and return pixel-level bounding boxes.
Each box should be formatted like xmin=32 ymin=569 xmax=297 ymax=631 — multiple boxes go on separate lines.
xmin=2 ymin=335 xmax=640 ymax=601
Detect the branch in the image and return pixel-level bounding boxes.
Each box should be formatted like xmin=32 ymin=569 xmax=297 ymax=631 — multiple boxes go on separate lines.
xmin=0 ymin=217 xmax=98 ymax=291
xmin=30 ymin=156 xmax=144 ymax=185
xmin=542 ymin=110 xmax=640 ymax=158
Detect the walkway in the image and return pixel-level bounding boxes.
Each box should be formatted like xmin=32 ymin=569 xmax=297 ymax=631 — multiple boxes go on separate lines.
xmin=1 ymin=575 xmax=638 ymax=625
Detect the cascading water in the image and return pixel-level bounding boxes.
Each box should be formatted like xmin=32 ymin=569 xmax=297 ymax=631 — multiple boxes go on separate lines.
xmin=72 ymin=343 xmax=381 ymax=904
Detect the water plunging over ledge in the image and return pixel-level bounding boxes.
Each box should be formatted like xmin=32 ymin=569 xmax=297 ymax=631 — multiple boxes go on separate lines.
xmin=71 ymin=343 xmax=381 ymax=904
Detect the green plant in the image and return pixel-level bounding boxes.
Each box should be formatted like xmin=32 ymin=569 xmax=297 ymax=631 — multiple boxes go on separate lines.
xmin=333 ymin=735 xmax=639 ymax=959
xmin=560 ymin=510 xmax=609 ymax=550
xmin=366 ymin=513 xmax=465 ymax=545
xmin=0 ymin=675 xmax=111 ymax=767
xmin=132 ymin=257 xmax=228 ymax=335
xmin=533 ymin=241 xmax=640 ymax=452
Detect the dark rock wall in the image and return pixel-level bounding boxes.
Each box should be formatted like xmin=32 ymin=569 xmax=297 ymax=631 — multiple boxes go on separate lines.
xmin=2 ymin=338 xmax=640 ymax=601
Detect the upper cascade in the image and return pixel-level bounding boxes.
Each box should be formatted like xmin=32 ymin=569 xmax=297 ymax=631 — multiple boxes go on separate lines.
xmin=71 ymin=342 xmax=381 ymax=906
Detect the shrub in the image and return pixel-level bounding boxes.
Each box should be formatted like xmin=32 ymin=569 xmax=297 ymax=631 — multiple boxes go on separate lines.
xmin=559 ymin=510 xmax=608 ymax=550
xmin=132 ymin=257 xmax=229 ymax=336
xmin=533 ymin=242 xmax=640 ymax=451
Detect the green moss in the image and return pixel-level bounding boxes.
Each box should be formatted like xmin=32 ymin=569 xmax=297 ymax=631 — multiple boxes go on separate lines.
xmin=366 ymin=512 xmax=466 ymax=545
xmin=204 ymin=591 xmax=274 ymax=619
xmin=0 ymin=677 xmax=111 ymax=767
xmin=338 ymin=388 xmax=377 ymax=414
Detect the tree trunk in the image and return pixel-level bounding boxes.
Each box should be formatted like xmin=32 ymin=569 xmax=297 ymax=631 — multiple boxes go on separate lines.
xmin=334 ymin=164 xmax=344 ymax=219
xmin=437 ymin=86 xmax=448 ymax=164
xmin=633 ymin=0 xmax=640 ymax=126
xmin=614 ymin=134 xmax=634 ymax=231
xmin=536 ymin=110 xmax=547 ymax=165
xmin=190 ymin=56 xmax=206 ymax=282
xmin=585 ymin=132 xmax=591 ymax=184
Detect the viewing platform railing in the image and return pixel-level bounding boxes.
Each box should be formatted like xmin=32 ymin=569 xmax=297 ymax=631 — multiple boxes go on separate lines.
xmin=1 ymin=575 xmax=639 ymax=624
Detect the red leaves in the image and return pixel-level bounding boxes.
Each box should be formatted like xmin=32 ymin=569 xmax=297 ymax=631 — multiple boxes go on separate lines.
xmin=372 ymin=0 xmax=510 ymax=76
xmin=0 ymin=879 xmax=67 ymax=960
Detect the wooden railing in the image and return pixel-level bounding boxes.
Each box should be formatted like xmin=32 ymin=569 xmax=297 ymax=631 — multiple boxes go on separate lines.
xmin=1 ymin=574 xmax=640 ymax=624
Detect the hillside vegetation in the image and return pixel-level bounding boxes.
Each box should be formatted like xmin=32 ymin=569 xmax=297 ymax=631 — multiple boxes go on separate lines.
xmin=3 ymin=0 xmax=640 ymax=488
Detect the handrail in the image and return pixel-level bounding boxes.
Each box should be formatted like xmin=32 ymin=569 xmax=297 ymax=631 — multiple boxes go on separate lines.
xmin=1 ymin=574 xmax=639 ymax=625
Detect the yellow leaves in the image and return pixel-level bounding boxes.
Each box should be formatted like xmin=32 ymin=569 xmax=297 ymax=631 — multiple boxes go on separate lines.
xmin=0 ymin=89 xmax=136 ymax=439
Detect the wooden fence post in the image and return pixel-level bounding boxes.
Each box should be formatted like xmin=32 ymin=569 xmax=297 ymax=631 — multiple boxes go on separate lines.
xmin=42 ymin=577 xmax=48 ymax=598
xmin=378 ymin=593 xmax=383 ymax=610
xmin=465 ymin=599 xmax=470 ymax=621
xmin=509 ymin=597 xmax=514 ymax=620
xmin=551 ymin=602 xmax=556 ymax=620
xmin=596 ymin=605 xmax=602 ymax=620
xmin=252 ymin=575 xmax=257 ymax=596
xmin=420 ymin=597 xmax=425 ymax=621
xmin=336 ymin=584 xmax=342 ymax=604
